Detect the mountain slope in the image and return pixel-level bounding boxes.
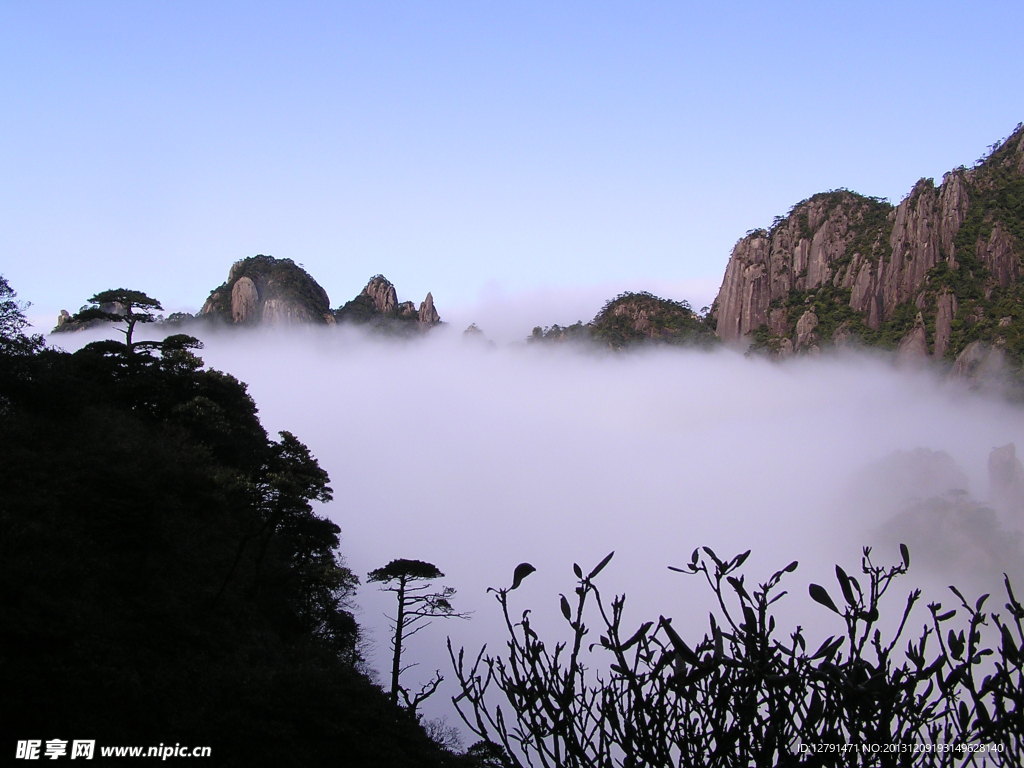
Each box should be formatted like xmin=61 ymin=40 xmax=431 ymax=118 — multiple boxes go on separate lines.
xmin=529 ymin=291 xmax=715 ymax=349
xmin=2 ymin=281 xmax=466 ymax=765
xmin=713 ymin=123 xmax=1024 ymax=367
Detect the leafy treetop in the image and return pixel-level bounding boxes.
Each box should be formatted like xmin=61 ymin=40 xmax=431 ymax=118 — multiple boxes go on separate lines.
xmin=368 ymin=559 xmax=445 ymax=583
xmin=73 ymin=288 xmax=164 ymax=350
xmin=0 ymin=275 xmax=43 ymax=356
xmin=368 ymin=558 xmax=466 ymax=713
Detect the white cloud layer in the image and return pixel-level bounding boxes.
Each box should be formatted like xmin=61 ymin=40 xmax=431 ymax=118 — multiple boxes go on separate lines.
xmin=49 ymin=323 xmax=1024 ymax=733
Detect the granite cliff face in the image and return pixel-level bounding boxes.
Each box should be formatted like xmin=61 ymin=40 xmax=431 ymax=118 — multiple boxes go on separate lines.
xmin=713 ymin=124 xmax=1024 ymax=370
xmin=200 ymin=255 xmax=335 ymax=326
xmin=714 ymin=190 xmax=893 ymax=344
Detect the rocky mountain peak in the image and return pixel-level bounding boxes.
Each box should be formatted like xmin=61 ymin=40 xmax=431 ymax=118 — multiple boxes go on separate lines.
xmin=200 ymin=255 xmax=334 ymax=326
xmin=418 ymin=292 xmax=440 ymax=325
xmin=334 ymin=275 xmax=442 ymax=332
xmin=362 ymin=275 xmax=399 ymax=314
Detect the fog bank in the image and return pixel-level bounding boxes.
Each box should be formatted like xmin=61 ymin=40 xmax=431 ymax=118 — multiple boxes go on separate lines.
xmin=50 ymin=324 xmax=1024 ymax=732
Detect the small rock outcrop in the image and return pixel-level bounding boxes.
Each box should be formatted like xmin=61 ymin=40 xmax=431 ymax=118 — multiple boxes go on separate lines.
xmin=418 ymin=293 xmax=440 ymax=325
xmin=200 ymin=255 xmax=334 ymax=326
xmin=951 ymin=341 xmax=1008 ymax=385
xmin=896 ymin=313 xmax=929 ymax=363
xmin=794 ymin=309 xmax=819 ymax=352
xmin=52 ymin=301 xmax=126 ymax=333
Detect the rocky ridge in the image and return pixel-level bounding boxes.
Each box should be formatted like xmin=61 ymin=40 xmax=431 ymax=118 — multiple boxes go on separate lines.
xmin=197 ymin=258 xmax=441 ymax=333
xmin=713 ymin=123 xmax=1024 ymax=372
xmin=334 ymin=275 xmax=441 ymax=332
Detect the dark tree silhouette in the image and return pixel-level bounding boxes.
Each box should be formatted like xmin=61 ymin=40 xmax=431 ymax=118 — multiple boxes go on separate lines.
xmin=368 ymin=558 xmax=469 ymax=714
xmin=1 ymin=296 xmax=463 ymax=766
xmin=0 ymin=275 xmax=43 ymax=356
xmin=72 ymin=288 xmax=163 ymax=351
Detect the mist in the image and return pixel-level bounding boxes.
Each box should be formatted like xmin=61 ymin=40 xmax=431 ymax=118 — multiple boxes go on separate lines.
xmin=439 ymin=277 xmax=721 ymax=344
xmin=49 ymin=323 xmax=1024 ymax=735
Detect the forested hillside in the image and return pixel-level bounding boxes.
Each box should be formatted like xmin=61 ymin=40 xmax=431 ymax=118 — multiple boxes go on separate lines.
xmin=0 ymin=277 xmax=466 ymax=766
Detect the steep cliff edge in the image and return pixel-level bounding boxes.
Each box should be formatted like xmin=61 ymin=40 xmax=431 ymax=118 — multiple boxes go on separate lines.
xmin=713 ymin=124 xmax=1024 ymax=367
xmin=200 ymin=255 xmax=335 ymax=325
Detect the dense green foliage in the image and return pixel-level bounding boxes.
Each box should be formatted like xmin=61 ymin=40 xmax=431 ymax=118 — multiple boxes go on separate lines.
xmin=528 ymin=321 xmax=590 ymax=344
xmin=751 ymin=294 xmax=937 ymax=358
xmin=954 ymin=282 xmax=1024 ymax=362
xmin=963 ymin=126 xmax=1024 ymax=247
xmin=529 ymin=292 xmax=716 ymax=350
xmin=779 ymin=286 xmax=868 ymax=343
xmin=70 ymin=288 xmax=164 ymax=350
xmin=0 ymin=280 xmax=463 ymax=766
xmin=937 ymin=134 xmax=1024 ymax=364
xmin=591 ymin=292 xmax=716 ymax=349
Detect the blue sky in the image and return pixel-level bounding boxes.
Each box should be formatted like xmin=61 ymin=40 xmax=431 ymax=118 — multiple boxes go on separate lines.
xmin=2 ymin=1 xmax=1022 ymax=330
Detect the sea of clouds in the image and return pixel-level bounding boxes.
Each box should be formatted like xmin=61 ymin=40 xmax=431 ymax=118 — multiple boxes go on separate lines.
xmin=49 ymin=322 xmax=1024 ymax=737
